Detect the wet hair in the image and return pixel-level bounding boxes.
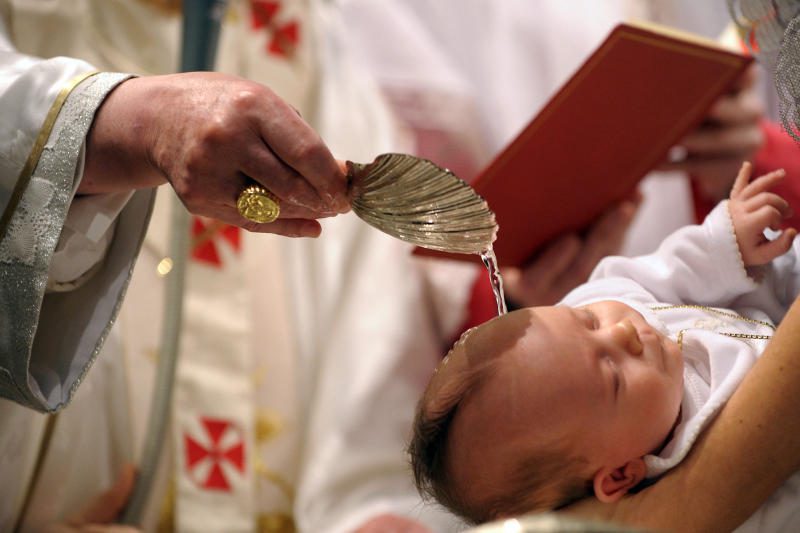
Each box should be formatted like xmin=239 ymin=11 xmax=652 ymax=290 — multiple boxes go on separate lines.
xmin=408 ymin=357 xmax=593 ymax=524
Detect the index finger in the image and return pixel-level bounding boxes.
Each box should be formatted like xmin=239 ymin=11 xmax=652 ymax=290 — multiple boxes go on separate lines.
xmin=255 ymin=95 xmax=348 ymax=212
xmin=730 ymin=64 xmax=758 ymax=93
xmin=707 ymin=91 xmax=764 ymax=125
xmin=570 ymin=200 xmax=637 ymax=276
xmin=740 ymin=168 xmax=787 ymax=199
xmin=731 ymin=161 xmax=753 ymax=198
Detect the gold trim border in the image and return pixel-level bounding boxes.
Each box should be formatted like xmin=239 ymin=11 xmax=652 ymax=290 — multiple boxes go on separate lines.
xmin=0 ymin=70 xmax=100 ymax=240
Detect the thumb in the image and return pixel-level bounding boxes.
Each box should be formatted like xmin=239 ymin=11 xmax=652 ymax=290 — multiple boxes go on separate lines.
xmin=755 ymin=228 xmax=797 ymax=264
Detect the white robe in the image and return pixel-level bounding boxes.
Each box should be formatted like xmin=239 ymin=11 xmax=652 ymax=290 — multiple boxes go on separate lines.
xmin=0 ymin=10 xmax=153 ymax=413
xmin=0 ymin=1 xmax=473 ymax=531
xmin=563 ymin=201 xmax=800 ymax=532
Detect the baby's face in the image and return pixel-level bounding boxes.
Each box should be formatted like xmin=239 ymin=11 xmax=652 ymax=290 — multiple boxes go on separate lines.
xmin=439 ymin=301 xmax=683 ymax=504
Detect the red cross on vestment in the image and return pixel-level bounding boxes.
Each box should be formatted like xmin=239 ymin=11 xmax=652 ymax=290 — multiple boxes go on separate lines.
xmin=184 ymin=417 xmax=246 ymax=491
xmin=250 ymin=0 xmax=300 ymax=58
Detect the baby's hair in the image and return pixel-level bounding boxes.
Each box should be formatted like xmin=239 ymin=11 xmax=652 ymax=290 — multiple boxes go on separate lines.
xmin=408 ymin=354 xmax=593 ymax=524
xmin=408 ymin=357 xmax=497 ymax=522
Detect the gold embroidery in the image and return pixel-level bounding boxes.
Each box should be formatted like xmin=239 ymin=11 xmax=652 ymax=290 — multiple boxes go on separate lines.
xmin=255 ymin=409 xmax=283 ymax=443
xmin=254 ymin=408 xmax=295 ymax=500
xmin=651 ymin=304 xmax=775 ymax=330
xmin=157 ymin=478 xmax=176 ymax=533
xmin=0 ymin=71 xmax=100 ymax=240
xmin=257 ymin=512 xmax=296 ymax=533
xmin=652 ymin=304 xmax=774 ymax=350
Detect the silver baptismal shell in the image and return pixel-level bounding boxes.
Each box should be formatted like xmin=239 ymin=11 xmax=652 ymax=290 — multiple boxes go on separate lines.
xmin=348 ymin=153 xmax=498 ymax=255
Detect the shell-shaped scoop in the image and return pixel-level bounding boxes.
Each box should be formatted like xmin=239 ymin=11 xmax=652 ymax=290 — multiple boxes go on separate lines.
xmin=348 ymin=153 xmax=498 ymax=254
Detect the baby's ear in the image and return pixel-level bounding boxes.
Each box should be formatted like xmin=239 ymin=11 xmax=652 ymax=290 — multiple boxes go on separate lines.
xmin=592 ymin=458 xmax=646 ymax=503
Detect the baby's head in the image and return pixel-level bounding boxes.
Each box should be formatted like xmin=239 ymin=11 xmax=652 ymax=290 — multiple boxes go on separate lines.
xmin=409 ymin=301 xmax=684 ymax=524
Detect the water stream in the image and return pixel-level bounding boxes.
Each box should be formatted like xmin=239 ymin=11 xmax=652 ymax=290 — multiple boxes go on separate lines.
xmin=480 ymin=246 xmax=507 ymax=317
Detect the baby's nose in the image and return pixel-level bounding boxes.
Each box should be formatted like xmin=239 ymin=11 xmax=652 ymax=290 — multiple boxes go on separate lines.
xmin=608 ymin=320 xmax=643 ymax=355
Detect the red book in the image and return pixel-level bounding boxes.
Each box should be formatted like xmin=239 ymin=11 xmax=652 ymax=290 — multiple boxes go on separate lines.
xmin=415 ymin=22 xmax=752 ymax=267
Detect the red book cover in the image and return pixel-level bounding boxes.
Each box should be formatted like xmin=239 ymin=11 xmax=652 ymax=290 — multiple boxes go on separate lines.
xmin=414 ymin=22 xmax=752 ymax=267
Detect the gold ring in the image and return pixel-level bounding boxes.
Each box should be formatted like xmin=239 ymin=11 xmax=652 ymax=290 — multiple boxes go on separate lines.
xmin=236 ymin=185 xmax=280 ymax=223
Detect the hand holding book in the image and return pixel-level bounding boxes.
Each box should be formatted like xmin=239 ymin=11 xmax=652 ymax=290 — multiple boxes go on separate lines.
xmin=414 ymin=22 xmax=753 ymax=268
xmin=659 ymin=64 xmax=765 ymax=204
xmin=502 ymin=191 xmax=641 ymax=307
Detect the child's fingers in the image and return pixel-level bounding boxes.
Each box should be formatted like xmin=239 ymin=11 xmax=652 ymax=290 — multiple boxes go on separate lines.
xmin=756 ymin=228 xmax=797 ymax=262
xmin=752 ymin=205 xmax=786 ymax=231
xmin=745 ymin=192 xmax=792 ymax=218
xmin=739 ymin=168 xmax=787 ymax=199
xmin=730 ymin=161 xmax=752 ymax=198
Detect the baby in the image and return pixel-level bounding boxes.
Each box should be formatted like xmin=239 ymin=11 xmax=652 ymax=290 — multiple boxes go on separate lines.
xmin=409 ymin=162 xmax=800 ymax=525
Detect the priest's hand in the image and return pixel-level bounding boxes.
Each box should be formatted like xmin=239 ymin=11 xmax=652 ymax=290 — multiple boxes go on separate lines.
xmin=502 ymin=192 xmax=640 ymax=306
xmin=659 ymin=64 xmax=765 ymax=203
xmin=82 ymin=72 xmax=350 ymax=237
xmin=44 ymin=464 xmax=140 ymax=532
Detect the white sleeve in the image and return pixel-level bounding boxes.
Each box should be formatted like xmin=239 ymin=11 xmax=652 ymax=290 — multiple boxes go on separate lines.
xmin=48 ymin=186 xmax=134 ymax=291
xmin=586 ymin=201 xmax=759 ymax=307
xmin=0 ymin=23 xmax=154 ymax=412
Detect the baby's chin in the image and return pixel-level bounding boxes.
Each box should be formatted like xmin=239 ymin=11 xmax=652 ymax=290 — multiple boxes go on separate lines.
xmin=653 ymin=404 xmax=683 ymax=456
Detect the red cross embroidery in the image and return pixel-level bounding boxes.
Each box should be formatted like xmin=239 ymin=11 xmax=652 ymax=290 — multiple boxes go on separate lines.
xmin=184 ymin=417 xmax=246 ymax=491
xmin=191 ymin=217 xmax=241 ymax=268
xmin=250 ymin=0 xmax=300 ymax=58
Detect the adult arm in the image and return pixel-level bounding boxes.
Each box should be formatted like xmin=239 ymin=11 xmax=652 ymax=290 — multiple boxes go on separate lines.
xmin=0 ymin=17 xmax=352 ymax=412
xmin=0 ymin=20 xmax=155 ymax=412
xmin=565 ymin=295 xmax=800 ymax=531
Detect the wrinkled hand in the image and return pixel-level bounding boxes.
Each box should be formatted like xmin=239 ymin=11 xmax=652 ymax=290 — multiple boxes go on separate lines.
xmin=729 ymin=162 xmax=796 ymax=267
xmin=44 ymin=464 xmax=141 ymax=533
xmin=660 ymin=65 xmax=765 ymax=202
xmin=84 ymin=72 xmax=349 ymax=237
xmin=503 ymin=193 xmax=641 ymax=306
xmin=354 ymin=514 xmax=433 ymax=533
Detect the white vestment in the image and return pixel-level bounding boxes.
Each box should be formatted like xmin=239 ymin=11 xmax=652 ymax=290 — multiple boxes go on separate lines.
xmin=0 ymin=15 xmax=153 ymax=413
xmin=0 ymin=1 xmax=472 ymax=531
xmin=563 ymin=201 xmax=800 ymax=532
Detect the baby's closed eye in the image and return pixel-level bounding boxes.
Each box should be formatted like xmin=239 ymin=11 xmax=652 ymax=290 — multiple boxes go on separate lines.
xmin=605 ymin=356 xmax=621 ymax=398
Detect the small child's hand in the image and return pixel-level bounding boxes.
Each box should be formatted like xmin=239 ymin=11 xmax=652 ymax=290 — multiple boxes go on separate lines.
xmin=729 ymin=162 xmax=797 ymax=267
